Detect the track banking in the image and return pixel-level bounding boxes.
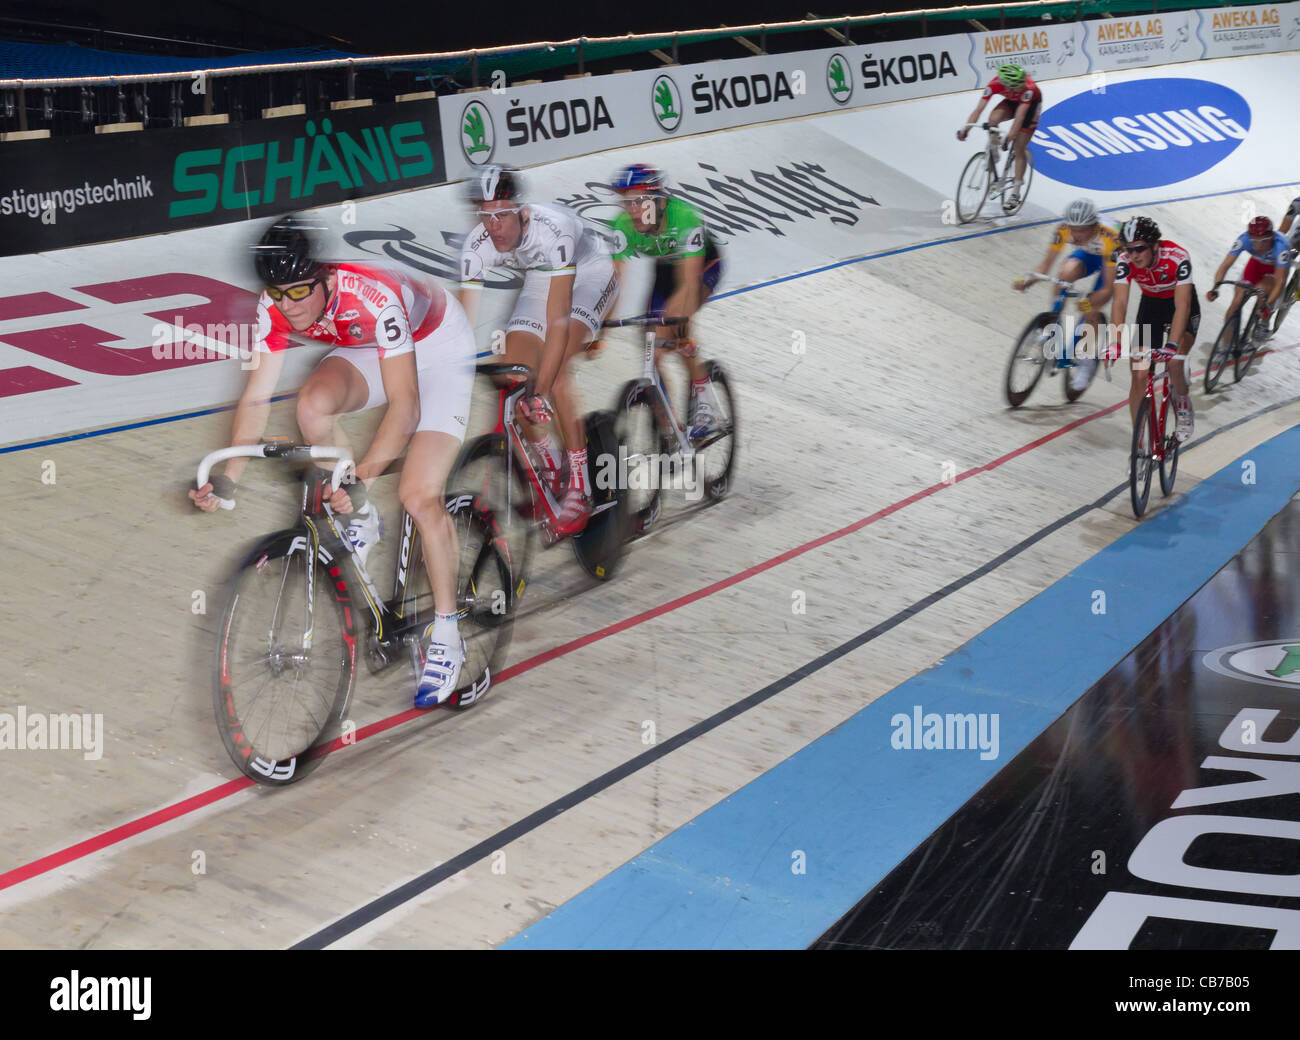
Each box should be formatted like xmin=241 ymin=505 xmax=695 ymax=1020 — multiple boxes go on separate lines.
xmin=0 ymin=176 xmax=154 ymax=219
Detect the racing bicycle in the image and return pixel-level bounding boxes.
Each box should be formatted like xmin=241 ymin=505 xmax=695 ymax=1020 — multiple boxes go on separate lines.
xmin=1005 ymin=275 xmax=1108 ymax=407
xmin=1129 ymin=345 xmax=1181 ymax=519
xmin=200 ymin=442 xmax=516 ymax=786
xmin=1205 ymin=279 xmax=1268 ymax=392
xmin=1269 ymin=263 xmax=1299 ymax=338
xmin=955 ymin=122 xmax=1034 ymax=223
xmin=453 ymin=362 xmax=630 ymax=582
xmin=601 ymin=315 xmax=737 ymax=536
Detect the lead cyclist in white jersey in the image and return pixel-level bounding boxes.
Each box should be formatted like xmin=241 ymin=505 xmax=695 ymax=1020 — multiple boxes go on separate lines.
xmin=457 ymin=165 xmax=618 ymax=536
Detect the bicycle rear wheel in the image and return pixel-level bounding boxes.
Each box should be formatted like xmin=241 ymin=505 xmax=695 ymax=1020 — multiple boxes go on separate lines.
xmin=695 ymin=359 xmax=737 ymax=502
xmin=1006 ymin=312 xmax=1054 ymax=407
xmin=214 ymin=530 xmax=355 ymax=785
xmin=1130 ymin=399 xmax=1154 ymax=518
xmin=1003 ymin=148 xmax=1033 ymax=216
xmin=572 ymin=410 xmax=630 ymax=581
xmin=1204 ymin=316 xmax=1236 ymax=393
xmin=1236 ymin=303 xmax=1262 ymax=381
xmin=1158 ymin=391 xmax=1179 ymax=496
xmin=407 ymin=494 xmax=517 ymax=712
xmin=955 ymin=152 xmax=991 ymax=224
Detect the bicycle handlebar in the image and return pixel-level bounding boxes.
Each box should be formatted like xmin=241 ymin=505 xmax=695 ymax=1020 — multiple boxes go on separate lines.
xmin=196 ymin=443 xmax=354 ymax=494
xmin=602 ymin=314 xmax=690 ymax=330
xmin=1021 ymin=273 xmax=1079 ymax=291
xmin=1211 ymin=279 xmax=1266 ymax=294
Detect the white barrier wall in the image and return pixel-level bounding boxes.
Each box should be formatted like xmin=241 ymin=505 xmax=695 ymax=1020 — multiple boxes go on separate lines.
xmin=1 ymin=51 xmax=1297 ymax=446
xmin=440 ymin=3 xmax=1300 ymax=178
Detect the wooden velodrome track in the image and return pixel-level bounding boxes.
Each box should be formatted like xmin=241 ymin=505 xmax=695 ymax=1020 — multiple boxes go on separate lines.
xmin=2 ymin=103 xmax=1299 ymax=945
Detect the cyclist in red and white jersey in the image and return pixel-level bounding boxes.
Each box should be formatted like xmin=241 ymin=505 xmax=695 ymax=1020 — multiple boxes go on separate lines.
xmin=189 ymin=216 xmax=477 ymax=708
xmin=957 ymin=63 xmax=1040 ymax=213
xmin=1111 ymin=216 xmax=1201 ymax=441
xmin=457 ymin=165 xmax=618 ymax=536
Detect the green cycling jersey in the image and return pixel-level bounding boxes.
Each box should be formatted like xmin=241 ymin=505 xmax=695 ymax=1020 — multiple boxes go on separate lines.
xmin=609 ymin=196 xmax=716 ymax=262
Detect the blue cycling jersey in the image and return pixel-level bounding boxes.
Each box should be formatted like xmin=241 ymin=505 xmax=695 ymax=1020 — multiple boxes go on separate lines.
xmin=1228 ymin=230 xmax=1293 ymax=268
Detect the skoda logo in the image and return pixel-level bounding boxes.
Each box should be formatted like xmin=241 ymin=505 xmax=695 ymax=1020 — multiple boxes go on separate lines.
xmin=460 ymin=99 xmax=495 ymax=165
xmin=1203 ymin=640 xmax=1300 ymax=689
xmin=826 ymin=53 xmax=853 ymax=105
xmin=651 ymin=74 xmax=682 ymax=133
xmin=1033 ymin=78 xmax=1250 ymax=191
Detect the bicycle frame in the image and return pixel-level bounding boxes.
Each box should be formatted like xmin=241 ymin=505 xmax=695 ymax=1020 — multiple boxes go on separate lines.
xmin=480 ymin=364 xmax=620 ymax=545
xmin=199 ymin=442 xmax=493 ymax=688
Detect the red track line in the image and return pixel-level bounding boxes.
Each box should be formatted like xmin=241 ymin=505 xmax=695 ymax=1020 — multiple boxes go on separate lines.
xmin=4 ymin=339 xmax=1297 ymax=893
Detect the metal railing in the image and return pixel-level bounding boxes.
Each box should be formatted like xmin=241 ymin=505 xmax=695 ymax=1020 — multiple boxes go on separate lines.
xmin=0 ymin=0 xmax=1269 ymax=136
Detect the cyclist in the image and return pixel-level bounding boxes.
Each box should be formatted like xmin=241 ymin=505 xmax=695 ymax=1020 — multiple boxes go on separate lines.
xmin=457 ymin=165 xmax=618 ymax=536
xmin=1112 ymin=216 xmax=1201 ymax=441
xmin=1014 ymin=197 xmax=1120 ymax=392
xmin=189 ymin=215 xmax=478 ymax=708
xmin=599 ymin=162 xmax=725 ymax=437
xmin=957 ymin=63 xmax=1040 ymax=213
xmin=1207 ymin=215 xmax=1294 ymax=335
xmin=1280 ymin=195 xmax=1300 ymax=250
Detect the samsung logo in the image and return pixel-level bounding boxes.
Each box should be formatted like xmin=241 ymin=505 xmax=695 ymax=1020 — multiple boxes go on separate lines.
xmin=1033 ymin=78 xmax=1251 ymax=190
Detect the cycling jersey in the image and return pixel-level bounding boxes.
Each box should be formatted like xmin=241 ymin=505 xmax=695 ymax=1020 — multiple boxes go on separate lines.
xmin=1115 ymin=241 xmax=1195 ymax=299
xmin=1286 ymin=196 xmax=1300 ymax=222
xmin=982 ymin=75 xmax=1040 ymax=108
xmin=1049 ymin=222 xmax=1122 ymax=267
xmin=256 ymin=262 xmax=449 ymax=357
xmin=1227 ymin=230 xmax=1293 ymax=269
xmin=609 ymin=197 xmax=717 ymax=263
xmin=459 ymin=201 xmax=604 ymax=285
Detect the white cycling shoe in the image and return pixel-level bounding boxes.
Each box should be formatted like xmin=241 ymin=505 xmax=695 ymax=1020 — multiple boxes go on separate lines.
xmin=1175 ymin=400 xmax=1194 ymax=443
xmin=1069 ymin=358 xmax=1097 ymax=392
xmin=415 ymin=629 xmax=466 ymax=708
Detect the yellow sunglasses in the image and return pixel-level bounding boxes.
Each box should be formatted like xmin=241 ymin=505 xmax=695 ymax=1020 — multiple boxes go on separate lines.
xmin=265 ymin=278 xmax=324 ymax=302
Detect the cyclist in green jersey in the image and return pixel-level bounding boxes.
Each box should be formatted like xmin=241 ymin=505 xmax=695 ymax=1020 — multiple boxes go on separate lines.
xmin=602 ymin=163 xmax=725 ymax=437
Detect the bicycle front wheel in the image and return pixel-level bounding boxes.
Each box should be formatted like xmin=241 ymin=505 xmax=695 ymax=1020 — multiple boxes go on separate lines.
xmin=615 ymin=379 xmax=666 ymax=535
xmin=214 ymin=530 xmax=355 ymax=785
xmin=1006 ymin=312 xmax=1054 ymax=407
xmin=1236 ymin=304 xmax=1262 ymax=381
xmin=1158 ymin=391 xmax=1179 ymax=496
xmin=955 ymin=152 xmax=991 ymax=224
xmin=1204 ymin=317 xmax=1236 ymax=393
xmin=1130 ymin=399 xmax=1154 ymax=518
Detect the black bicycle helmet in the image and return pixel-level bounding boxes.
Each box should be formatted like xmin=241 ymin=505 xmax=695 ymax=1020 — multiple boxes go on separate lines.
xmin=253 ymin=215 xmax=323 ymax=285
xmin=465 ymin=164 xmax=522 ymax=205
xmin=1120 ymin=215 xmax=1161 ymax=247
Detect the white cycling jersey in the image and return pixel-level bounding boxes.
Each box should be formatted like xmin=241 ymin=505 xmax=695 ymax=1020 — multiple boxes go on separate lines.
xmin=459 ymin=202 xmax=605 ymax=285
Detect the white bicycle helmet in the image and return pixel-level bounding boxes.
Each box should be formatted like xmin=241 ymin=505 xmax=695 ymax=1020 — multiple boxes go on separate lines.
xmin=1064 ymin=198 xmax=1099 ymax=227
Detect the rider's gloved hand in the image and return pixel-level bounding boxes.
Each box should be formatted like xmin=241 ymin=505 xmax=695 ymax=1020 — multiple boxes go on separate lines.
xmin=1206 ymin=288 xmax=1219 ymax=302
xmin=1259 ymin=303 xmax=1272 ymax=321
xmin=190 ymin=473 xmax=236 ymax=512
xmin=956 ymin=127 xmax=969 ymax=142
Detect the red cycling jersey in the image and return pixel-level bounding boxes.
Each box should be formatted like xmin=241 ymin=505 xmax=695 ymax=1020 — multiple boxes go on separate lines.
xmin=1114 ymin=241 xmax=1195 ymax=299
xmin=256 ymin=262 xmax=449 ymax=357
xmin=982 ymin=75 xmax=1040 ymax=108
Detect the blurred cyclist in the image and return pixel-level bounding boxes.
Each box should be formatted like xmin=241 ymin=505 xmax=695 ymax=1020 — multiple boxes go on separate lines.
xmin=1014 ymin=197 xmax=1120 ymax=391
xmin=457 ymin=165 xmax=618 ymax=535
xmin=190 ymin=215 xmax=477 ymax=708
xmin=1206 ymin=215 xmax=1293 ymax=336
xmin=957 ymin=63 xmax=1041 ymax=213
xmin=601 ymin=162 xmax=725 ymax=437
xmin=1112 ymin=216 xmax=1201 ymax=441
